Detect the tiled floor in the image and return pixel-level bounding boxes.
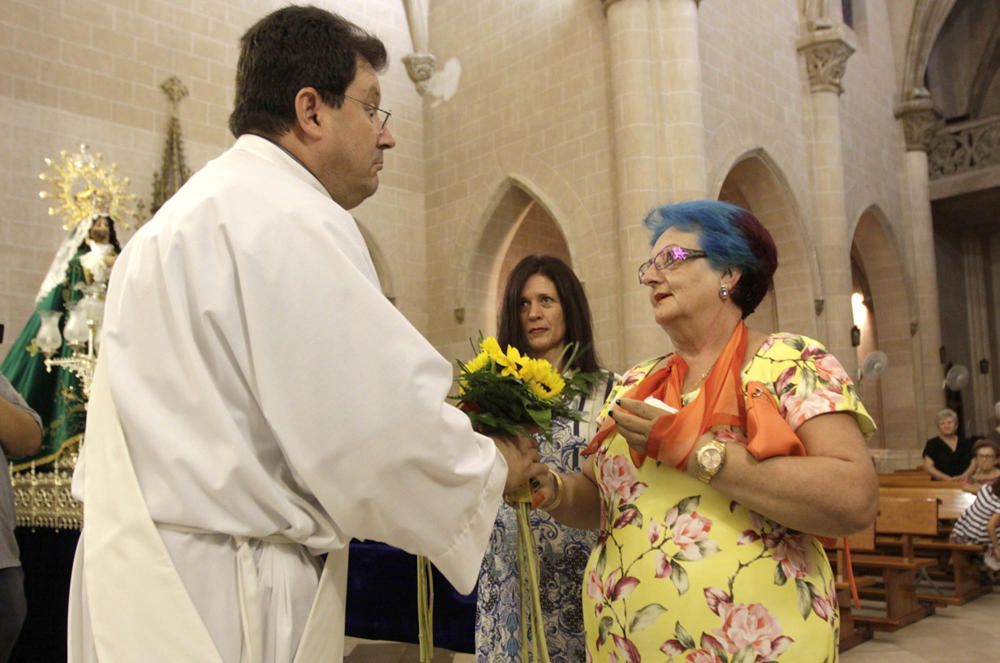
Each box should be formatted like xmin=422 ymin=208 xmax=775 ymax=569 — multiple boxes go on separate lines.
xmin=345 ymin=588 xmax=1000 ymax=662
xmin=840 ymin=588 xmax=1000 ymax=662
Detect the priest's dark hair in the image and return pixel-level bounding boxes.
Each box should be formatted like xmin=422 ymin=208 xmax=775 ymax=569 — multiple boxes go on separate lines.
xmin=228 ymin=6 xmax=387 ymax=138
xmin=497 ymin=255 xmax=600 ymax=373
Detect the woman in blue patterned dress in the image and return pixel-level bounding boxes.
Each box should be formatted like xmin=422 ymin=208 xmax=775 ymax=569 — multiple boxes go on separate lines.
xmin=475 ymin=255 xmax=614 ymax=662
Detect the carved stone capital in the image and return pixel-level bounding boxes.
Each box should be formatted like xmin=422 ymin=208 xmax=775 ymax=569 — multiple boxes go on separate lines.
xmin=797 ymin=28 xmax=855 ymax=95
xmin=894 ymin=89 xmax=943 ymax=152
xmin=402 ymin=52 xmax=437 ymax=95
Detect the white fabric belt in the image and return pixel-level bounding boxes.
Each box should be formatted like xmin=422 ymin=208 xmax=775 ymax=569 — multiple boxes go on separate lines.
xmin=81 ymin=357 xmax=349 ymax=662
xmin=157 ymin=524 xmax=300 ymax=663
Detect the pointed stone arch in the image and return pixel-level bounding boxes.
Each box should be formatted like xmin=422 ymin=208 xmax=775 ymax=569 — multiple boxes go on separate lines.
xmin=851 ymin=205 xmax=919 ymax=449
xmin=899 ymin=0 xmax=958 ymax=99
xmin=460 ymin=179 xmax=572 ymax=344
xmin=442 ymin=140 xmax=623 ymax=369
xmin=715 ymin=148 xmax=820 ymax=339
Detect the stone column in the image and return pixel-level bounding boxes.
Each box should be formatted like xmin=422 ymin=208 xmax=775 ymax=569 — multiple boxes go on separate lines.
xmin=402 ymin=0 xmax=436 ymax=95
xmin=797 ymin=27 xmax=857 ymax=376
xmin=962 ymin=237 xmax=994 ymax=435
xmin=604 ymin=0 xmax=665 ymax=364
xmin=895 ymin=91 xmax=945 ymax=438
xmin=655 ymin=0 xmax=708 ymax=200
xmin=604 ymin=0 xmax=707 ymax=364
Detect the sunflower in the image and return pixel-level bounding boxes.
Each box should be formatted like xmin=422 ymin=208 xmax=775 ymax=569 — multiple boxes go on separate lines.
xmin=479 ymin=336 xmax=524 ymax=378
xmin=462 ymin=350 xmax=490 ymax=374
xmin=481 ymin=336 xmax=505 ymax=363
xmin=499 ymin=344 xmax=525 ymax=378
xmin=519 ymin=357 xmax=565 ymax=400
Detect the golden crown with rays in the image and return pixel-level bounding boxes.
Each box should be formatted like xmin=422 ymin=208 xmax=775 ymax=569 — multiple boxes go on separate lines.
xmin=38 ymin=144 xmax=142 ymax=231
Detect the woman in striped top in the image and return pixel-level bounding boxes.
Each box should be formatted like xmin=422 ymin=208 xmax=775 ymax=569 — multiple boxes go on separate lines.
xmin=951 ymin=475 xmax=1000 ymax=571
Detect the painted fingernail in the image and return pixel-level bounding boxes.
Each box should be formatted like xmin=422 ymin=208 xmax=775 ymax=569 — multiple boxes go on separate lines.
xmin=615 ymin=398 xmax=621 ymax=405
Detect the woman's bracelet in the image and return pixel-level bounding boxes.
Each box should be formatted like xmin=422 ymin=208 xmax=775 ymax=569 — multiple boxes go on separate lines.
xmin=541 ymin=469 xmax=565 ymax=512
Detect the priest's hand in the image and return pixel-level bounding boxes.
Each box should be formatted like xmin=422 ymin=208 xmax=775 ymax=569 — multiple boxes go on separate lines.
xmin=493 ymin=433 xmax=546 ymax=493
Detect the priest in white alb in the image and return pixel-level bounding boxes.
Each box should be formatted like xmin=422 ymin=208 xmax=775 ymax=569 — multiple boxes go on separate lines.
xmin=67 ymin=7 xmax=545 ymax=662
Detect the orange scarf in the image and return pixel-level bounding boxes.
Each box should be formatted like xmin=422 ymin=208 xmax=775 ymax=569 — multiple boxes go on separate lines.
xmin=583 ymin=321 xmax=803 ymax=467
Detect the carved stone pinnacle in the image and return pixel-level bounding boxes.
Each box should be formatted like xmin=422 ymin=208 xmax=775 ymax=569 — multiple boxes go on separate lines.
xmin=161 ymin=76 xmax=189 ymax=107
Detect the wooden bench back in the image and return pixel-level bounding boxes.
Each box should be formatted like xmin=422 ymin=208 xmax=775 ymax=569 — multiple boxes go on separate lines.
xmin=876 ymin=496 xmax=939 ymax=559
xmin=878 ymin=475 xmax=963 ymax=488
xmin=876 ymin=497 xmax=939 ymax=536
xmin=825 ymin=522 xmax=876 ymax=583
xmin=846 ymin=522 xmax=876 ymax=552
xmin=880 ymin=487 xmax=975 ymax=520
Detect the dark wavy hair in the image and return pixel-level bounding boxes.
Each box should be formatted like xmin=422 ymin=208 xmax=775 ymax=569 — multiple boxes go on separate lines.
xmin=643 ymin=200 xmax=778 ymax=318
xmin=497 ymin=255 xmax=599 ymax=372
xmin=228 ymin=6 xmax=387 ymax=138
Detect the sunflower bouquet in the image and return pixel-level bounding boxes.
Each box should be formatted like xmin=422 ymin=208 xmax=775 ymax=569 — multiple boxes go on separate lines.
xmin=418 ymin=336 xmax=595 ymax=663
xmin=454 ymin=335 xmax=592 ymax=442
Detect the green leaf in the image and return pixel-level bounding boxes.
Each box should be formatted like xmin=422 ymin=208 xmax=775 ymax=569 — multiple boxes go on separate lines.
xmin=732 ymin=646 xmax=757 ymax=663
xmin=674 ymin=620 xmax=696 ymax=650
xmin=795 ymin=578 xmax=814 ymax=619
xmin=799 ymin=367 xmax=816 ymax=397
xmin=675 ymin=495 xmax=701 ymax=515
xmin=783 ymin=336 xmax=806 ymax=351
xmin=774 ymin=561 xmax=787 ymax=586
xmin=597 ymin=615 xmax=614 ymax=647
xmin=596 ymin=543 xmax=608 ymax=577
xmin=670 ymin=562 xmax=689 ymax=595
xmin=629 ymin=603 xmax=667 ymax=633
xmin=526 ymin=407 xmax=552 ymax=432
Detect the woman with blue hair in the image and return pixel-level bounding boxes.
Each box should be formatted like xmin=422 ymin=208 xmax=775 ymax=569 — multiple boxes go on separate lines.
xmin=534 ymin=200 xmax=878 ymax=661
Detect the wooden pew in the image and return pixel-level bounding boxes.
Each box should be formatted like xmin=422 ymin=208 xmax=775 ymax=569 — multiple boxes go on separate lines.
xmin=851 ymin=497 xmax=938 ymax=631
xmin=876 ymin=486 xmax=989 ymax=605
xmin=878 ymin=475 xmax=964 ymax=489
xmin=879 ymin=486 xmax=975 ymax=520
xmin=891 ymin=468 xmax=929 ymax=476
xmin=826 ymin=526 xmax=876 ymax=651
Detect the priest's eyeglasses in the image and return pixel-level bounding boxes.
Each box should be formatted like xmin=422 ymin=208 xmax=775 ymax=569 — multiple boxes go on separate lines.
xmin=345 ymin=95 xmax=392 ymax=132
xmin=638 ymin=245 xmax=708 ymax=283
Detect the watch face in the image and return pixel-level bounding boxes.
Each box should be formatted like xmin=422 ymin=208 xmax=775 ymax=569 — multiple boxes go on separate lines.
xmin=700 ymin=447 xmax=723 ymax=471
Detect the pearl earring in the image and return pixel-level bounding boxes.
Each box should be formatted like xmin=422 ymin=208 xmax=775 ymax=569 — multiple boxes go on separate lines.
xmin=719 ymin=283 xmax=730 ymax=300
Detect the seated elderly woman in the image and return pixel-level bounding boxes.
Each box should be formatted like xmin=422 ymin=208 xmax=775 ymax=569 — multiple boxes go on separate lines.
xmin=922 ymin=408 xmax=974 ymax=480
xmin=534 ymin=201 xmax=878 ymax=662
xmin=964 ymin=439 xmax=1000 ymax=492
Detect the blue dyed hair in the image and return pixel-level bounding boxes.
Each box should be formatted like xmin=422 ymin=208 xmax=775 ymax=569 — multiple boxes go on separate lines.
xmin=642 ymin=200 xmax=778 ymax=318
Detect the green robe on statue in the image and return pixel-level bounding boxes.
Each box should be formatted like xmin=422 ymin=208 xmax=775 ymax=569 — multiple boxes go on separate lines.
xmin=1 ymin=218 xmax=117 ymax=470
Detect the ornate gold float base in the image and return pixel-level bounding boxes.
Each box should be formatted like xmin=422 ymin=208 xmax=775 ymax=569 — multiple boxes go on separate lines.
xmin=11 ymin=449 xmax=81 ymax=530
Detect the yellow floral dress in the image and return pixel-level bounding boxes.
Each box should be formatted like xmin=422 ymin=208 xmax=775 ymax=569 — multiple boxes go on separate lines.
xmin=582 ymin=334 xmax=875 ymax=663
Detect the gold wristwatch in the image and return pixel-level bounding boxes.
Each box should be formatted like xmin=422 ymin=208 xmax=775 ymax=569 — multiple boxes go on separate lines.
xmin=694 ymin=439 xmax=727 ymax=484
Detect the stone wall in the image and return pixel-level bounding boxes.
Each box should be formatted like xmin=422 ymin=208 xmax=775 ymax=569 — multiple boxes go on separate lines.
xmin=0 ymin=0 xmax=425 ymax=361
